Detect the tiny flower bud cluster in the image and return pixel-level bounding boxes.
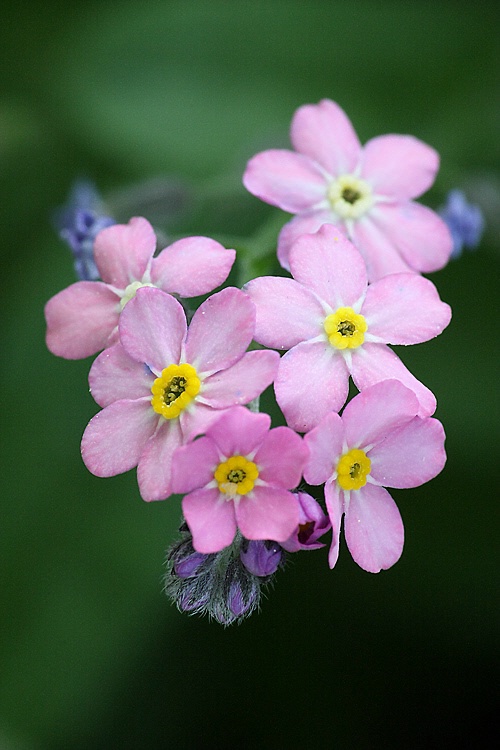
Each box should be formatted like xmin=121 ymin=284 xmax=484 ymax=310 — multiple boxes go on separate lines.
xmin=45 ymin=99 xmax=468 ymax=624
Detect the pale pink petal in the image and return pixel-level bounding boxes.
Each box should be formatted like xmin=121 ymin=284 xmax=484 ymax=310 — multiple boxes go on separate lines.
xmin=277 ymin=211 xmax=345 ymax=271
xmin=341 ymin=379 xmax=419 ymax=450
xmin=136 ymin=418 xmax=183 ymax=501
xmin=81 ymin=399 xmax=157 ymax=477
xmin=324 ymin=479 xmax=343 ymax=569
xmin=275 ymin=342 xmax=349 ymax=432
xmin=349 ymin=215 xmax=413 ymax=282
xmin=350 ymin=344 xmax=436 ymax=417
xmin=369 ymin=416 xmax=446 ymax=488
xmin=235 ymin=486 xmax=299 ymax=543
xmin=185 ymin=287 xmax=255 ymax=375
xmin=88 ymin=343 xmax=154 ymax=407
xmin=45 ymin=282 xmax=119 ymax=359
xmin=253 ymin=426 xmax=307 ymax=489
xmin=199 ymin=350 xmax=279 ymax=407
xmin=170 ymin=436 xmax=220 ymax=494
xmin=289 ymin=224 xmax=367 ymax=308
xmin=205 ymin=406 xmax=271 ymax=458
xmin=371 ymin=202 xmax=453 ymax=273
xmin=243 ymin=149 xmax=326 ymax=212
xmin=362 ymin=274 xmax=452 ymax=344
xmin=151 ymin=237 xmax=235 ymax=297
xmin=344 ymin=483 xmax=404 ymax=573
xmin=361 ymin=135 xmax=439 ymax=200
xmin=183 ymin=489 xmax=237 ymax=553
xmin=94 ymin=217 xmax=156 ymax=287
xmin=244 ymin=276 xmax=324 ymax=349
xmin=303 ymin=412 xmax=344 ymax=485
xmin=290 ymin=99 xmax=361 ymax=175
xmin=118 ymin=287 xmax=186 ymax=371
xmin=179 ymin=402 xmax=227 ymax=443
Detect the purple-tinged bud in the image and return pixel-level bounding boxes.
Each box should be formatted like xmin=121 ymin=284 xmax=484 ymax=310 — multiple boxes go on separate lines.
xmin=281 ymin=492 xmax=331 ymax=553
xmin=174 ymin=551 xmax=208 ymax=579
xmin=178 ymin=581 xmax=211 ymax=613
xmin=240 ymin=539 xmax=282 ymax=577
xmin=53 ymin=180 xmax=115 ymax=280
xmin=227 ymin=577 xmax=259 ymax=619
xmin=438 ymin=189 xmax=485 ymax=259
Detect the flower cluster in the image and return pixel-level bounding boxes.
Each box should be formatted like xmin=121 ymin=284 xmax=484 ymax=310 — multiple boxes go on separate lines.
xmin=45 ymin=99 xmax=465 ymax=624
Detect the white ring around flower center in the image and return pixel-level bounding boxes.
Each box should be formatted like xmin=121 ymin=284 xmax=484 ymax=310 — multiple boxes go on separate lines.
xmin=119 ymin=281 xmax=156 ymax=310
xmin=327 ymin=174 xmax=373 ymax=219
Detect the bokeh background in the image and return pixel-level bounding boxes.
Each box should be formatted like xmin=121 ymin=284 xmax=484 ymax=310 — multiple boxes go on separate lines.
xmin=1 ymin=1 xmax=499 ymax=748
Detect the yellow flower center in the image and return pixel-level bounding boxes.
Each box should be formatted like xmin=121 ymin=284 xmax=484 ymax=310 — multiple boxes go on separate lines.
xmin=327 ymin=174 xmax=373 ymax=219
xmin=151 ymin=363 xmax=201 ymax=419
xmin=119 ymin=281 xmax=156 ymax=310
xmin=324 ymin=307 xmax=367 ymax=349
xmin=336 ymin=448 xmax=371 ymax=491
xmin=214 ymin=455 xmax=259 ymax=498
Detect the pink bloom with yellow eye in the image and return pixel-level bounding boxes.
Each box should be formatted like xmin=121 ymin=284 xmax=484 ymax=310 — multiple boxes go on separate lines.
xmin=171 ymin=406 xmax=308 ymax=554
xmin=45 ymin=216 xmax=236 ymax=359
xmin=81 ymin=287 xmax=279 ymax=502
xmin=245 ymin=224 xmax=451 ymax=432
xmin=304 ymin=380 xmax=446 ymax=573
xmin=243 ymin=98 xmax=452 ymax=281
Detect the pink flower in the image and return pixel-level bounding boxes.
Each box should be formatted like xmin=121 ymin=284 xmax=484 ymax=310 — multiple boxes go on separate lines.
xmin=303 ymin=380 xmax=446 ymax=573
xmin=171 ymin=406 xmax=308 ymax=554
xmin=280 ymin=492 xmax=331 ymax=553
xmin=45 ymin=216 xmax=236 ymax=359
xmin=243 ymin=98 xmax=452 ymax=281
xmin=245 ymin=224 xmax=451 ymax=432
xmin=81 ymin=287 xmax=279 ymax=502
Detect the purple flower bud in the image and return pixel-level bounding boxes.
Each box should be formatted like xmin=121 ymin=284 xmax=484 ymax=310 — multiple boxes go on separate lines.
xmin=174 ymin=551 xmax=208 ymax=579
xmin=240 ymin=540 xmax=282 ymax=577
xmin=281 ymin=492 xmax=331 ymax=553
xmin=53 ymin=180 xmax=115 ymax=280
xmin=438 ymin=189 xmax=485 ymax=259
xmin=227 ymin=577 xmax=259 ymax=619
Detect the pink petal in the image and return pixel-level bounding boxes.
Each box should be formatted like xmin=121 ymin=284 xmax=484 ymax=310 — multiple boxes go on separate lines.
xmin=81 ymin=399 xmax=157 ymax=477
xmin=88 ymin=343 xmax=154 ymax=407
xmin=289 ymin=224 xmax=367 ymax=309
xmin=179 ymin=402 xmax=227 ymax=443
xmin=45 ymin=282 xmax=119 ymax=359
xmin=118 ymin=287 xmax=186 ymax=372
xmin=183 ymin=489 xmax=237 ymax=553
xmin=235 ymin=486 xmax=299 ymax=543
xmin=205 ymin=406 xmax=271 ymax=458
xmin=344 ymin=483 xmax=404 ymax=573
xmin=151 ymin=237 xmax=236 ymax=297
xmin=136 ymin=418 xmax=183 ymax=501
xmin=349 ymin=215 xmax=413 ymax=282
xmin=277 ymin=211 xmax=345 ymax=271
xmin=275 ymin=341 xmax=349 ymax=432
xmin=361 ymin=135 xmax=439 ymax=200
xmin=369 ymin=416 xmax=446 ymax=488
xmin=303 ymin=412 xmax=344 ymax=485
xmin=244 ymin=276 xmax=324 ymax=350
xmin=324 ymin=479 xmax=343 ymax=569
xmin=184 ymin=287 xmax=255 ymax=375
xmin=290 ymin=99 xmax=361 ymax=176
xmin=253 ymin=426 xmax=308 ymax=489
xmin=199 ymin=350 xmax=279 ymax=408
xmin=170 ymin=436 xmax=220 ymax=494
xmin=243 ymin=149 xmax=326 ymax=213
xmin=350 ymin=344 xmax=436 ymax=417
xmin=362 ymin=274 xmax=452 ymax=344
xmin=371 ymin=202 xmax=453 ymax=273
xmin=94 ymin=217 xmax=156 ymax=287
xmin=342 ymin=379 xmax=419 ymax=450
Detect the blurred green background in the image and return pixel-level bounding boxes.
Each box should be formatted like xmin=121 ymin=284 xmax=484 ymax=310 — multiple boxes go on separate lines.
xmin=1 ymin=1 xmax=498 ymax=747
